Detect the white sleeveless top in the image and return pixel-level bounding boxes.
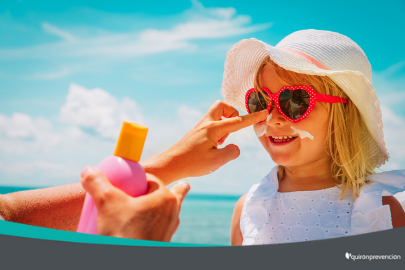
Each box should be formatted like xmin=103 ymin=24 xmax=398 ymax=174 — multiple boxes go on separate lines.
xmin=241 ymin=166 xmax=405 ymax=245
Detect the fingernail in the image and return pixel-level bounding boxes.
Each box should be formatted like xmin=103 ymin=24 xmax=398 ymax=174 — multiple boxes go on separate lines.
xmin=182 ymin=182 xmax=190 ymax=191
xmin=80 ymin=166 xmax=94 ymax=178
xmin=177 ymin=180 xmax=190 ymax=191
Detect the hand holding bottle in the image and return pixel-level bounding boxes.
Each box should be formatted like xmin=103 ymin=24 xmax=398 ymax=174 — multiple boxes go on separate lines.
xmin=80 ymin=167 xmax=190 ymax=241
xmin=77 ymin=122 xmax=149 ymax=234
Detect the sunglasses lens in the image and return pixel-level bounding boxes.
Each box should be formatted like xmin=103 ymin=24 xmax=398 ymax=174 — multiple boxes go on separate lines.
xmin=279 ymin=89 xmax=310 ymax=119
xmin=248 ymin=91 xmax=269 ymax=113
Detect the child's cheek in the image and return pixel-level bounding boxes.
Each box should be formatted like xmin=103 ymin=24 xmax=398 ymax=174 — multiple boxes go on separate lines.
xmin=253 ymin=113 xmax=274 ymax=138
xmin=253 ymin=121 xmax=269 ymax=137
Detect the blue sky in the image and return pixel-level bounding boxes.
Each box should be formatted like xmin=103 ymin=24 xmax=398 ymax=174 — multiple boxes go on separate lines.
xmin=0 ymin=0 xmax=404 ymax=194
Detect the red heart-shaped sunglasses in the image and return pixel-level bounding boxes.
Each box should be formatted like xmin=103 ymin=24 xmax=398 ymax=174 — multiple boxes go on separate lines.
xmin=245 ymin=85 xmax=348 ymax=122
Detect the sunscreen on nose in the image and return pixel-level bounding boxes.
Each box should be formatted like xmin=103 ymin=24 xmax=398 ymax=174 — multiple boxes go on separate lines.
xmin=77 ymin=121 xmax=148 ymax=235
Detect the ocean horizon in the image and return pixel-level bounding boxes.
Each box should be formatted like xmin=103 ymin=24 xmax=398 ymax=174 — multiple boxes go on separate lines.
xmin=0 ymin=185 xmax=240 ymax=245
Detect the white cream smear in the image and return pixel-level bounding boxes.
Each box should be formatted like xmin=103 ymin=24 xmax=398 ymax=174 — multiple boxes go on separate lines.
xmin=254 ymin=115 xmax=314 ymax=141
xmin=254 ymin=114 xmax=272 ymax=137
xmin=290 ymin=126 xmax=314 ymax=140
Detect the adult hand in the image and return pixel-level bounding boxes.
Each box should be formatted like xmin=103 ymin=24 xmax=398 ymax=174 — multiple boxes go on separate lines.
xmin=80 ymin=166 xmax=189 ymax=241
xmin=141 ymin=100 xmax=268 ymax=184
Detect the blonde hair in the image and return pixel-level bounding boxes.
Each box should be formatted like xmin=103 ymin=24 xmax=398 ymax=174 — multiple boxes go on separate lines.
xmin=254 ymin=57 xmax=375 ymax=199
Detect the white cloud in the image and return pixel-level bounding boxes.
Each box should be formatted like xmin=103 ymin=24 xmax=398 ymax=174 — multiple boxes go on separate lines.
xmin=139 ymin=3 xmax=268 ymax=43
xmin=28 ymin=66 xmax=73 ymax=80
xmin=42 ymin=22 xmax=77 ymax=42
xmin=381 ymin=105 xmax=405 ymax=170
xmin=345 ymin=61 xmax=405 ymax=172
xmin=0 ymin=1 xmax=271 ymax=60
xmin=0 ymin=161 xmax=71 ymax=178
xmin=0 ymin=113 xmax=50 ymax=139
xmin=0 ymin=161 xmax=79 ymax=186
xmin=177 ymin=105 xmax=204 ymax=127
xmin=376 ymin=62 xmax=405 ymax=171
xmin=0 ymin=84 xmax=148 ymax=185
xmin=0 ymin=112 xmax=60 ymax=156
xmin=374 ymin=61 xmax=405 ymax=106
xmin=381 ymin=105 xmax=405 ymax=126
xmin=59 ymin=83 xmax=143 ymax=139
xmin=191 ymin=0 xmax=235 ymax=20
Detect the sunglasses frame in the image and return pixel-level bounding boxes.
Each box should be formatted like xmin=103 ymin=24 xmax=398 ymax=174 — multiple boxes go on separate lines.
xmin=245 ymin=85 xmax=348 ymax=122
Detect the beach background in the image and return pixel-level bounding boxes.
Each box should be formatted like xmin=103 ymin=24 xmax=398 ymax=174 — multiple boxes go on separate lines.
xmin=1 ymin=0 xmax=404 ymax=245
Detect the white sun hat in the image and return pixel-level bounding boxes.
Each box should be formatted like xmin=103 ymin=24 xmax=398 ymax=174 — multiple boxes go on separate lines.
xmin=221 ymin=29 xmax=389 ymax=168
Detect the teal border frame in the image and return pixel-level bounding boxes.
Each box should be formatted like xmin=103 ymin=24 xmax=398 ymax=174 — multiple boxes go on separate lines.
xmin=0 ymin=220 xmax=217 ymax=247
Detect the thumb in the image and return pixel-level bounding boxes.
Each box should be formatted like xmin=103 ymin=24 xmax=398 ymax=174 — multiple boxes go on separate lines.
xmin=215 ymin=144 xmax=240 ymax=165
xmin=170 ymin=181 xmax=190 ymax=211
xmin=80 ymin=166 xmax=127 ymax=207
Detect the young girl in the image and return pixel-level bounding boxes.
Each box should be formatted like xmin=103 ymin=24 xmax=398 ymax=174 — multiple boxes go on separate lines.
xmin=221 ymin=29 xmax=405 ymax=245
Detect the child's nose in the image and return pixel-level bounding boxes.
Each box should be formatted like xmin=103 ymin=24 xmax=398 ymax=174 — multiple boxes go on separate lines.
xmin=266 ymin=101 xmax=288 ymax=126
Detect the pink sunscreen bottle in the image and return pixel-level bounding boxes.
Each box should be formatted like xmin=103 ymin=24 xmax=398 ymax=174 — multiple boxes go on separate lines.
xmin=77 ymin=121 xmax=148 ymax=235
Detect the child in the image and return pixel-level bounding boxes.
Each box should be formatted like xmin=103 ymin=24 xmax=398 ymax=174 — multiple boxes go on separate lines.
xmin=221 ymin=29 xmax=405 ymax=245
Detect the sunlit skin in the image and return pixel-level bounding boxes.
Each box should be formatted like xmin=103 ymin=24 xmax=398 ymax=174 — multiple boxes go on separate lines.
xmin=253 ymin=65 xmax=337 ymax=192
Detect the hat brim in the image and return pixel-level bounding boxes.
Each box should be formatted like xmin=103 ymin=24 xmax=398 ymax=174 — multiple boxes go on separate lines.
xmin=221 ymin=38 xmax=389 ymax=168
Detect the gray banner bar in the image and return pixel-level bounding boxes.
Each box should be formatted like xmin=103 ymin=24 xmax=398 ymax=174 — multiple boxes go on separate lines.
xmin=1 ymin=227 xmax=404 ymax=269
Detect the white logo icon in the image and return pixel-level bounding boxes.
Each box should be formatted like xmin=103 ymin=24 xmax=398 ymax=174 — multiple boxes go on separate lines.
xmin=345 ymin=252 xmax=351 ymax=259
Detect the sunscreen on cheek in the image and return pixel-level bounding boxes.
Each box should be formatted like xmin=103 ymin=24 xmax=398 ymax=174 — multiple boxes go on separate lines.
xmin=77 ymin=122 xmax=148 ymax=235
xmin=290 ymin=126 xmax=314 ymax=140
xmin=254 ymin=114 xmax=272 ymax=137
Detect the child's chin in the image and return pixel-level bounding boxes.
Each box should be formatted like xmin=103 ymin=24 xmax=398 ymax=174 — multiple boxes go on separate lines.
xmin=268 ymin=153 xmax=295 ymax=166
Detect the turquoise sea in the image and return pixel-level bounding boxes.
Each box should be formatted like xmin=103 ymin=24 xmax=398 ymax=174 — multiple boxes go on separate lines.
xmin=0 ymin=186 xmax=239 ymax=246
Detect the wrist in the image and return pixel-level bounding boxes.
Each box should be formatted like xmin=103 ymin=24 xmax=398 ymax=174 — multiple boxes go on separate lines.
xmin=140 ymin=148 xmax=184 ymax=185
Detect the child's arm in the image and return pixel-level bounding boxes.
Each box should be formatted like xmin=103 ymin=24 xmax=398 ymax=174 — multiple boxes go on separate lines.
xmin=0 ymin=183 xmax=85 ymax=231
xmin=230 ymin=193 xmax=247 ymax=245
xmin=382 ymin=195 xmax=405 ymax=228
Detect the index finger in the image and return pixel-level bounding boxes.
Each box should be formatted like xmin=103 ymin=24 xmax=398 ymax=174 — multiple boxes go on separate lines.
xmin=218 ymin=109 xmax=268 ymax=135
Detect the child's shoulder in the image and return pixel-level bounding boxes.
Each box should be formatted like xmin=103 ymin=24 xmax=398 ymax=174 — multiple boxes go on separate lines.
xmin=233 ymin=193 xmax=247 ymax=218
xmin=231 ymin=193 xmax=248 ymax=245
xmin=236 ymin=193 xmax=248 ymax=207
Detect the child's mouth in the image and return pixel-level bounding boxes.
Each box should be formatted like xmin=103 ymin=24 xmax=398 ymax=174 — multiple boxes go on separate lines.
xmin=269 ymin=135 xmax=298 ymax=144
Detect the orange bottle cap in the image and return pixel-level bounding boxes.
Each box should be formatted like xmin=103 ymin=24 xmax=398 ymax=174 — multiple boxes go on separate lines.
xmin=114 ymin=122 xmax=148 ymax=162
